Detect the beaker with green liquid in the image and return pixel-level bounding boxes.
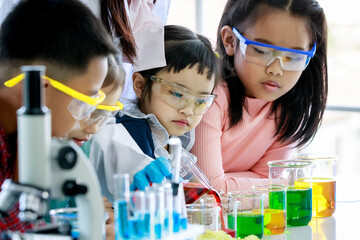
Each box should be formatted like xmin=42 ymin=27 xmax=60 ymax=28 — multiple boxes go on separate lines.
xmin=252 ymin=184 xmax=287 ymax=235
xmin=226 ymin=191 xmax=264 ymax=239
xmin=267 ymin=160 xmax=314 ymax=226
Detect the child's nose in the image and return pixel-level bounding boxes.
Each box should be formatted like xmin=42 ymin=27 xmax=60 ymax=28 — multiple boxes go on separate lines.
xmin=179 ymin=103 xmax=194 ymax=116
xmin=83 ymin=122 xmax=100 ymax=135
xmin=266 ymin=58 xmax=283 ymax=77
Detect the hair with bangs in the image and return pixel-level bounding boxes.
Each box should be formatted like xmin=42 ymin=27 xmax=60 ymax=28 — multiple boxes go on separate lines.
xmin=217 ymin=0 xmax=328 ymax=147
xmin=138 ymin=25 xmax=221 ymax=103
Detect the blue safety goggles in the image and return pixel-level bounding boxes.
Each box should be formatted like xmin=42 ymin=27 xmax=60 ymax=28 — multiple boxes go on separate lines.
xmin=232 ymin=27 xmax=316 ymax=71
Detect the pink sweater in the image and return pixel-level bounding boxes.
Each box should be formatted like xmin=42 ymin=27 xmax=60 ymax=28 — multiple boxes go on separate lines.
xmin=191 ymin=82 xmax=296 ymax=193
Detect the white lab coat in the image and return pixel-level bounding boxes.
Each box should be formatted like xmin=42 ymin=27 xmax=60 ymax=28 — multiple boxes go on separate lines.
xmin=89 ymin=123 xmax=153 ymax=203
xmin=89 ymin=103 xmax=196 ymax=203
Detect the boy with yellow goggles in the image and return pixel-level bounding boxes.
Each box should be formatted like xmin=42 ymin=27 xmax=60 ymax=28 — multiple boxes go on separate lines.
xmin=4 ymin=74 xmax=113 ymax=120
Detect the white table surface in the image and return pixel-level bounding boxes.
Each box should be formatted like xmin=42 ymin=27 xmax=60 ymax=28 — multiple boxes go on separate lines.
xmin=264 ymin=175 xmax=360 ymax=240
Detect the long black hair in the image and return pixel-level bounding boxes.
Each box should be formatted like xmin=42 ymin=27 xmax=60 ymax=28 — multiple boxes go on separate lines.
xmin=217 ymin=0 xmax=328 ymax=147
xmin=100 ymin=0 xmax=136 ymax=64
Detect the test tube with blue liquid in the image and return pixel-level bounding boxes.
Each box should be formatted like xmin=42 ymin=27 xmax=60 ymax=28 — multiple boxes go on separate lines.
xmin=169 ymin=137 xmax=188 ymax=232
xmin=163 ymin=182 xmax=173 ymax=236
xmin=128 ymin=191 xmax=146 ymax=239
xmin=113 ymin=173 xmax=130 ymax=239
xmin=144 ymin=188 xmax=156 ymax=239
xmin=171 ymin=182 xmax=182 ymax=233
xmin=151 ymin=184 xmax=165 ymax=239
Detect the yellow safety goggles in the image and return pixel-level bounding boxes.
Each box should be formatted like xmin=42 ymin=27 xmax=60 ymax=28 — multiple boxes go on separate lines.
xmin=81 ymin=101 xmax=124 ymax=129
xmin=4 ymin=74 xmax=106 ymax=120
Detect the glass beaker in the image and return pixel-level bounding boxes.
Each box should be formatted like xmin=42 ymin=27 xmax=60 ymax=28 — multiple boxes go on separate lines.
xmin=186 ymin=202 xmax=221 ymax=231
xmin=295 ymin=154 xmax=337 ymax=217
xmin=220 ymin=195 xmax=239 ymax=238
xmin=267 ymin=160 xmax=314 ymax=226
xmin=252 ymin=184 xmax=287 ymax=235
xmin=227 ymin=190 xmax=264 ymax=239
xmin=169 ymin=139 xmax=221 ymax=205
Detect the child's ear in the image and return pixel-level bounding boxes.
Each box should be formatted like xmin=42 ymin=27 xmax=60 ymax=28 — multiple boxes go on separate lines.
xmin=221 ymin=26 xmax=236 ymax=56
xmin=133 ymin=72 xmax=146 ymax=99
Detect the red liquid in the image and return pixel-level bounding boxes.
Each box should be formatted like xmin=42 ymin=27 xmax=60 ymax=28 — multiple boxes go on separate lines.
xmin=183 ymin=182 xmax=225 ymax=231
xmin=225 ymin=228 xmax=236 ymax=237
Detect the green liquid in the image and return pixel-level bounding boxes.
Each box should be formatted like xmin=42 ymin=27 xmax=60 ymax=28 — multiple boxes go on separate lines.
xmin=269 ymin=190 xmax=286 ymax=210
xmin=286 ymin=188 xmax=312 ymax=226
xmin=263 ymin=190 xmax=287 ymax=234
xmin=228 ymin=212 xmax=263 ymax=239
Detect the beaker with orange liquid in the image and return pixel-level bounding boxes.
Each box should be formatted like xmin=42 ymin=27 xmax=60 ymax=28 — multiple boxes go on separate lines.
xmin=295 ymin=154 xmax=337 ymax=218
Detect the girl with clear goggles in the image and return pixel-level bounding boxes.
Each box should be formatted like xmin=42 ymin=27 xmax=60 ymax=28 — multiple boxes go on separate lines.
xmin=148 ymin=75 xmax=216 ymax=115
xmin=232 ymin=27 xmax=316 ymax=71
xmin=5 ymin=74 xmax=106 ymax=120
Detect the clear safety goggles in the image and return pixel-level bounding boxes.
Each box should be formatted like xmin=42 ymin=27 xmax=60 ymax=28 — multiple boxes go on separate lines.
xmin=232 ymin=27 xmax=316 ymax=71
xmin=4 ymin=74 xmax=106 ymax=120
xmin=81 ymin=101 xmax=123 ymax=128
xmin=148 ymin=75 xmax=216 ymax=115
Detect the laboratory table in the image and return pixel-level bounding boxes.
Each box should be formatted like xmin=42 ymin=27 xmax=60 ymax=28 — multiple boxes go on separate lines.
xmin=265 ymin=175 xmax=360 ymax=240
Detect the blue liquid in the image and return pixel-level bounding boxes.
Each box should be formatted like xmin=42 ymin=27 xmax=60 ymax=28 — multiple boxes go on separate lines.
xmin=164 ymin=216 xmax=169 ymax=229
xmin=155 ymin=224 xmax=162 ymax=239
xmin=143 ymin=213 xmax=151 ymax=236
xmin=180 ymin=217 xmax=188 ymax=230
xmin=129 ymin=218 xmax=144 ymax=238
xmin=173 ymin=212 xmax=180 ymax=233
xmin=114 ymin=200 xmax=129 ymax=239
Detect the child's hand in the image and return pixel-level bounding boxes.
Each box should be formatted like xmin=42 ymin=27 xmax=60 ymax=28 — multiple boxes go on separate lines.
xmin=130 ymin=156 xmax=172 ymax=191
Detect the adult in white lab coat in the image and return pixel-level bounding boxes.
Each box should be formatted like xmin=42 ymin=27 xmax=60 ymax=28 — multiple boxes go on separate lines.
xmin=80 ymin=0 xmax=171 ymax=100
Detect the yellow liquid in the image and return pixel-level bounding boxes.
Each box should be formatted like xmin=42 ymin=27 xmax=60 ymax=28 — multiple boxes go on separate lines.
xmin=263 ymin=209 xmax=286 ymax=235
xmin=295 ymin=178 xmax=336 ymax=217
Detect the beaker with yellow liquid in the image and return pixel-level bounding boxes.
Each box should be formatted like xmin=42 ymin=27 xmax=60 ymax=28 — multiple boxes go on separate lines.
xmin=295 ymin=154 xmax=337 ymax=217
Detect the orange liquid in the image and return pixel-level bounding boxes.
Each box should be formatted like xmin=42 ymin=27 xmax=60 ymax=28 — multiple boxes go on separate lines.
xmin=263 ymin=209 xmax=286 ymax=235
xmin=295 ymin=178 xmax=336 ymax=217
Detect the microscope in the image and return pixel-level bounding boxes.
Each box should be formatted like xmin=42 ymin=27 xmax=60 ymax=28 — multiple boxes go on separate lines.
xmin=0 ymin=66 xmax=105 ymax=239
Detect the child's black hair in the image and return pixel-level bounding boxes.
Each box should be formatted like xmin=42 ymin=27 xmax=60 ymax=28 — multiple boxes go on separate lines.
xmin=138 ymin=25 xmax=221 ymax=104
xmin=0 ymin=0 xmax=117 ymax=83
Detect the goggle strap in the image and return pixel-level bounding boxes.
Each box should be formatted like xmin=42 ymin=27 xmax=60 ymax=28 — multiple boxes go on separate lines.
xmin=96 ymin=101 xmax=124 ymax=111
xmin=4 ymin=74 xmax=105 ymax=106
xmin=44 ymin=76 xmax=105 ymax=106
xmin=4 ymin=73 xmax=25 ymax=87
